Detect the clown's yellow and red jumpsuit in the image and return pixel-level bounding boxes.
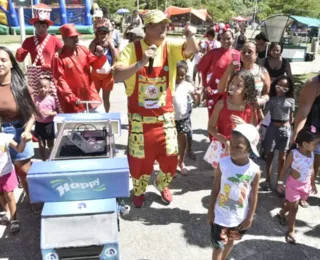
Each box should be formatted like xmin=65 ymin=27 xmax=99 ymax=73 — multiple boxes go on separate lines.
xmin=127 ymin=41 xmax=178 ymax=196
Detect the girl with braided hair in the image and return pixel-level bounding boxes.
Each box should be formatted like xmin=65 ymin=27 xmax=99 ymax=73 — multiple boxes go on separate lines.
xmin=206 ymin=70 xmax=258 ymax=169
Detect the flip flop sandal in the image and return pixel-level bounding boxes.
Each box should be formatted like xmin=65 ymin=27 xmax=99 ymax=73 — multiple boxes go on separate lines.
xmin=10 ymin=220 xmax=20 ymax=233
xmin=178 ymin=163 xmax=188 ymax=176
xmin=180 ymin=167 xmax=188 ymax=176
xmin=299 ymin=200 xmax=309 ymax=208
xmin=277 ymin=213 xmax=287 ymax=226
xmin=285 ymin=231 xmax=296 ymax=244
xmin=262 ymin=182 xmax=271 ymax=191
xmin=187 ymin=151 xmax=196 ymax=160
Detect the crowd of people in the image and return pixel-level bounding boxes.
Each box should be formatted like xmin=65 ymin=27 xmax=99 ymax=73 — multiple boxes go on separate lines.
xmin=0 ymin=4 xmax=319 ymax=260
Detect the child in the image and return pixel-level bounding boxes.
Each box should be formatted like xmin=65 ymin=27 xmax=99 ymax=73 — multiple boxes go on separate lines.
xmin=208 ymin=124 xmax=261 ymax=260
xmin=0 ymin=118 xmax=32 ymax=233
xmin=263 ymin=76 xmax=295 ymax=192
xmin=277 ymin=128 xmax=318 ymax=244
xmin=89 ymin=25 xmax=117 ymax=112
xmin=174 ymin=61 xmax=200 ymax=175
xmin=203 ymin=28 xmax=221 ymax=52
xmin=207 ymin=70 xmax=258 ymax=169
xmin=34 ymin=75 xmax=58 ymax=161
xmin=192 ymin=42 xmax=205 ymax=87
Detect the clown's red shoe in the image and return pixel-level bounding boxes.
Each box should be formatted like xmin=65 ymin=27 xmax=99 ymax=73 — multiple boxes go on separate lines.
xmin=132 ymin=194 xmax=145 ymax=208
xmin=154 ymin=180 xmax=172 ymax=204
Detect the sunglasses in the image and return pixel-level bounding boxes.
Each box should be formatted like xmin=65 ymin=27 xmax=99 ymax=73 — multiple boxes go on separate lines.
xmin=275 ymin=85 xmax=289 ymax=92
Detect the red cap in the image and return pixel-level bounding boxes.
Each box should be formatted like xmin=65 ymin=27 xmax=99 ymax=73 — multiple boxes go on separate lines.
xmin=59 ymin=24 xmax=81 ymax=37
xmin=29 ymin=3 xmax=54 ymax=26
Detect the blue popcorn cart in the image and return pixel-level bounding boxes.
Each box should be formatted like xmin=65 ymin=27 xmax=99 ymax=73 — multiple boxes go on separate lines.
xmin=27 ymin=112 xmax=130 ymax=260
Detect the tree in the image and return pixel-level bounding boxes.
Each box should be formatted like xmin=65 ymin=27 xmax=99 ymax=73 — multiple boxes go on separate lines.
xmin=97 ymin=0 xmax=135 ymax=14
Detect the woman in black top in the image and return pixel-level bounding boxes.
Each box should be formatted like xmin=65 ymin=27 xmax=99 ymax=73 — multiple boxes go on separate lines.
xmin=263 ymin=42 xmax=292 ymax=82
xmin=234 ymin=28 xmax=247 ymax=51
xmin=255 ymin=32 xmax=269 ymax=64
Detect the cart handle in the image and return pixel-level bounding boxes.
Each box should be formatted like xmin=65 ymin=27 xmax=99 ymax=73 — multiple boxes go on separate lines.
xmin=78 ymin=101 xmax=102 ymax=113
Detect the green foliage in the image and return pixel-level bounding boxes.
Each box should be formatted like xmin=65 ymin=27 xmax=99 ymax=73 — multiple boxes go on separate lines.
xmin=96 ymin=0 xmax=320 ymax=22
xmin=257 ymin=0 xmax=320 ymax=20
xmin=97 ymin=0 xmax=135 ymax=13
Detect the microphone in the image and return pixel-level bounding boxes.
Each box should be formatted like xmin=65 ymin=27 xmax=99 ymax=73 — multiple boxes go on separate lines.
xmin=148 ymin=44 xmax=157 ymax=74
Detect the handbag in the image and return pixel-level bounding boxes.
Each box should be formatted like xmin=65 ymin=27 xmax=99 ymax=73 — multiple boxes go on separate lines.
xmin=203 ymin=140 xmax=228 ymax=168
xmin=26 ymin=35 xmax=62 ymax=112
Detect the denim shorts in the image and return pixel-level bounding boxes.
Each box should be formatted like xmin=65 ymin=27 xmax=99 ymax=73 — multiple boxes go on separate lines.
xmin=264 ymin=124 xmax=291 ymax=153
xmin=2 ymin=121 xmax=34 ymax=161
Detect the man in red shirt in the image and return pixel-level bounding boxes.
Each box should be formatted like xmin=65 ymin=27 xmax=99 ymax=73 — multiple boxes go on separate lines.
xmin=16 ymin=4 xmax=62 ymax=67
xmin=52 ymin=24 xmax=106 ymax=113
xmin=16 ymin=3 xmax=62 ymax=109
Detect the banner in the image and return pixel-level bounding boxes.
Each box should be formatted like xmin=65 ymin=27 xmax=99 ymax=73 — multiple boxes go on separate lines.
xmin=28 ymin=157 xmax=130 ymax=203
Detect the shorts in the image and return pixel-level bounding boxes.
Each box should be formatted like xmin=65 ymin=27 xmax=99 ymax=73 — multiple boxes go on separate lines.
xmin=35 ymin=121 xmax=55 ymax=141
xmin=211 ymin=223 xmax=246 ymax=250
xmin=264 ymin=124 xmax=291 ymax=153
xmin=0 ymin=170 xmax=18 ymax=193
xmin=2 ymin=121 xmax=34 ymax=161
xmin=93 ymin=72 xmax=114 ymax=91
xmin=285 ymin=175 xmax=310 ymax=202
xmin=175 ymin=117 xmax=191 ymax=134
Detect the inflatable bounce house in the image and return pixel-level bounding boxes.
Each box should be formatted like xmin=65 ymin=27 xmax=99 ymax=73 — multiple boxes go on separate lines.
xmin=0 ymin=0 xmax=94 ymax=35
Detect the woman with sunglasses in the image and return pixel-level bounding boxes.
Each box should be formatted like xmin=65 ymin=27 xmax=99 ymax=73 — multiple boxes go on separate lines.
xmin=263 ymin=76 xmax=295 ymax=191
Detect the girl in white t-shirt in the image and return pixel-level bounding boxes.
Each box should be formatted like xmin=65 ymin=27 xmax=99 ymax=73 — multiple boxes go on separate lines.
xmin=0 ymin=121 xmax=32 ymax=233
xmin=208 ymin=124 xmax=261 ymax=259
xmin=174 ymin=61 xmax=200 ymax=175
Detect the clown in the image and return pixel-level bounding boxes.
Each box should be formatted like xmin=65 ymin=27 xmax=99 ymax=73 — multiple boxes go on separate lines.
xmin=16 ymin=3 xmax=62 ymax=108
xmin=114 ymin=10 xmax=198 ymax=208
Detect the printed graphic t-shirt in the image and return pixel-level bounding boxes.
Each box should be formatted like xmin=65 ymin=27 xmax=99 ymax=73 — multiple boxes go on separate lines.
xmin=174 ymin=81 xmax=195 ymax=120
xmin=214 ymin=156 xmax=260 ymax=227
xmin=0 ymin=133 xmax=14 ymax=176
xmin=35 ymin=95 xmax=58 ymax=123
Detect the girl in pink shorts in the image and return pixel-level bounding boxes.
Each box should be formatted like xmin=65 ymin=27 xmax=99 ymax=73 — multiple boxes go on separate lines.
xmin=276 ymin=128 xmax=318 ymax=244
xmin=0 ymin=127 xmax=32 ymax=233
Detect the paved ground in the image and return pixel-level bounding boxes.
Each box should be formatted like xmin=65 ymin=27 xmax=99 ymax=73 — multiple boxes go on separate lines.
xmin=0 ymin=83 xmax=319 ymax=260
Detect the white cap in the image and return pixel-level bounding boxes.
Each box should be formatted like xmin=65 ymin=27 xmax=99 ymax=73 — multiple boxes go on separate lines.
xmin=233 ymin=124 xmax=260 ymax=157
xmin=92 ymin=9 xmax=103 ymax=18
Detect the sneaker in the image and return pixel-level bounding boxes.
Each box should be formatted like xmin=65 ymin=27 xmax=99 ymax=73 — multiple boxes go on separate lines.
xmin=132 ymin=194 xmax=145 ymax=208
xmin=154 ymin=180 xmax=172 ymax=204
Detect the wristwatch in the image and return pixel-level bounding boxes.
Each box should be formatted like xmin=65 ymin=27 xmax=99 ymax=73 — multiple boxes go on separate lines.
xmin=136 ymin=60 xmax=143 ymax=70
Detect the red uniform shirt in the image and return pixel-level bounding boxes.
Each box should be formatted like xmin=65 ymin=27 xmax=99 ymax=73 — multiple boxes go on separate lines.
xmin=198 ymin=48 xmax=239 ymax=89
xmin=16 ymin=34 xmax=63 ymax=66
xmin=52 ymin=45 xmax=106 ymax=113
